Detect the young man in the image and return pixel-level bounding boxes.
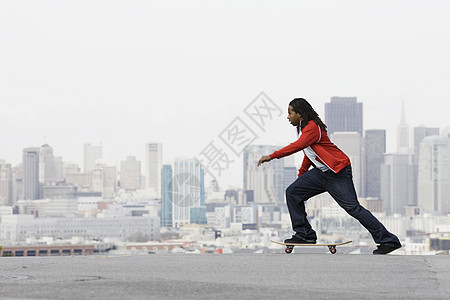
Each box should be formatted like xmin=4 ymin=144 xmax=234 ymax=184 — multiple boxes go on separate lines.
xmin=258 ymin=98 xmax=401 ymax=255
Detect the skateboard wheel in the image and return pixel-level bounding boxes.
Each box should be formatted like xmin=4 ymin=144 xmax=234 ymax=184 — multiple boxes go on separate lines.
xmin=285 ymin=247 xmax=293 ymax=254
xmin=329 ymin=246 xmax=336 ymax=254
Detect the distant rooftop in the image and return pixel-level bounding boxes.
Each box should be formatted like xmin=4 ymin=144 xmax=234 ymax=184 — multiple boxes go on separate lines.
xmin=330 ymin=96 xmax=358 ymax=103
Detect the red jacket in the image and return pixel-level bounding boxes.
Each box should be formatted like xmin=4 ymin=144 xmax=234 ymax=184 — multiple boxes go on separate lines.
xmin=269 ymin=120 xmax=351 ymax=176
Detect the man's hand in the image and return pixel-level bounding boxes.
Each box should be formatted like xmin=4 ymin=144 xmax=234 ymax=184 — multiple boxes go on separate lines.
xmin=257 ymin=155 xmax=272 ymax=166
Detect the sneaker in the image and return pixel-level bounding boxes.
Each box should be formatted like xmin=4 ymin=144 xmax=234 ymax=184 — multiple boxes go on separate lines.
xmin=284 ymin=235 xmax=316 ymax=244
xmin=373 ymin=244 xmax=402 ymax=255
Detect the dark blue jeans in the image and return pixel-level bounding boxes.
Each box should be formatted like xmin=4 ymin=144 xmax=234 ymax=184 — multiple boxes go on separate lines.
xmin=286 ymin=165 xmax=401 ymax=246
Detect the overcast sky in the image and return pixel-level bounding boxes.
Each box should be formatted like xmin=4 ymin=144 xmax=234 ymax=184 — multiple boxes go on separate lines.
xmin=1 ymin=0 xmax=449 ymax=188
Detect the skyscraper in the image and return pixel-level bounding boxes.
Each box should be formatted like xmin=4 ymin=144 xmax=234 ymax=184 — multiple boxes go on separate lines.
xmin=364 ymin=129 xmax=386 ymax=198
xmin=283 ymin=166 xmax=297 ymax=191
xmin=83 ymin=143 xmax=102 ymax=173
xmin=145 ymin=143 xmax=162 ymax=198
xmin=325 ymin=97 xmax=363 ymax=136
xmin=120 ymin=156 xmax=141 ymax=190
xmin=12 ymin=164 xmax=23 ymax=203
xmin=418 ymin=136 xmax=450 ymax=214
xmin=102 ymin=164 xmax=117 ymax=199
xmin=331 ymin=132 xmax=363 ymax=195
xmin=161 ymin=164 xmax=173 ymax=227
xmin=397 ymin=101 xmax=410 ymax=155
xmin=39 ymin=144 xmax=62 ymax=184
xmin=23 ymin=147 xmax=40 ymax=200
xmin=283 ymin=155 xmax=298 ymax=192
xmin=410 ymin=126 xmax=440 ymax=206
xmin=413 ymin=126 xmax=440 ymax=164
xmin=380 ymin=154 xmax=413 ymax=215
xmin=244 ymin=145 xmax=284 ymax=203
xmin=53 ymin=156 xmax=63 ymax=183
xmin=0 ymin=160 xmax=13 ymax=206
xmin=93 ymin=160 xmax=117 ymax=199
xmin=172 ymin=158 xmax=206 ymax=227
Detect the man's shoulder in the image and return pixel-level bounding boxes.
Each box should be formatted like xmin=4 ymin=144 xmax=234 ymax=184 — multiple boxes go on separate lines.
xmin=302 ymin=120 xmax=319 ymax=131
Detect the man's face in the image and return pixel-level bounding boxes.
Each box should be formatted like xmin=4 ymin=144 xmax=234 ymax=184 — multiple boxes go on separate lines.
xmin=287 ymin=105 xmax=303 ymax=127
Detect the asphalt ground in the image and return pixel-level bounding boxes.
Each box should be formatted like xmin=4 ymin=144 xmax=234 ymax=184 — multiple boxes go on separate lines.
xmin=0 ymin=253 xmax=449 ymax=299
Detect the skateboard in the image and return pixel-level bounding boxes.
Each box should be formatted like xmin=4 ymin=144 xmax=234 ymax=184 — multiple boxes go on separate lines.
xmin=270 ymin=240 xmax=352 ymax=254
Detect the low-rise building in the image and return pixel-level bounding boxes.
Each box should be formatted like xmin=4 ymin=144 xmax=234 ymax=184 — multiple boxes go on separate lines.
xmin=1 ymin=244 xmax=95 ymax=257
xmin=0 ymin=214 xmax=160 ymax=242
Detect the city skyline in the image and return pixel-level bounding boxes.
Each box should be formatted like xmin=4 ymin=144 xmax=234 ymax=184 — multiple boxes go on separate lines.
xmin=12 ymin=105 xmax=440 ymax=217
xmin=1 ymin=1 xmax=450 ymax=189
xmin=0 ymin=99 xmax=448 ymax=190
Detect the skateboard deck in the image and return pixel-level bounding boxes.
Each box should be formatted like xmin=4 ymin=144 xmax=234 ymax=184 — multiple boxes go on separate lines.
xmin=270 ymin=240 xmax=352 ymax=254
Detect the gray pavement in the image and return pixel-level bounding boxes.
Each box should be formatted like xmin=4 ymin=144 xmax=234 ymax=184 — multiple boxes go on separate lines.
xmin=0 ymin=253 xmax=449 ymax=299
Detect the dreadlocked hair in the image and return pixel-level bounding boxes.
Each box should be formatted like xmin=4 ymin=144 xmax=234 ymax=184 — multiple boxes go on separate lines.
xmin=289 ymin=98 xmax=327 ymax=134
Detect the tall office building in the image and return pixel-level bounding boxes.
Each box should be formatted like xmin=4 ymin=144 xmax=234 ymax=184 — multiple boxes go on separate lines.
xmin=83 ymin=143 xmax=102 ymax=173
xmin=91 ymin=168 xmax=103 ymax=193
xmin=283 ymin=167 xmax=297 ymax=191
xmin=244 ymin=145 xmax=284 ymax=203
xmin=120 ymin=156 xmax=141 ymax=190
xmin=145 ymin=143 xmax=162 ymax=198
xmin=172 ymin=158 xmax=206 ymax=227
xmin=325 ymin=97 xmax=363 ymax=136
xmin=331 ymin=132 xmax=363 ymax=195
xmin=364 ymin=130 xmax=386 ymax=198
xmin=397 ymin=101 xmax=411 ymax=156
xmin=161 ymin=164 xmax=173 ymax=227
xmin=23 ymin=147 xmax=40 ymax=200
xmin=283 ymin=155 xmax=298 ymax=192
xmin=409 ymin=126 xmax=440 ymax=206
xmin=12 ymin=164 xmax=23 ymax=203
xmin=0 ymin=160 xmax=13 ymax=206
xmin=93 ymin=160 xmax=117 ymax=199
xmin=418 ymin=136 xmax=450 ymax=214
xmin=53 ymin=156 xmax=63 ymax=183
xmin=102 ymin=164 xmax=117 ymax=199
xmin=380 ymin=154 xmax=413 ymax=215
xmin=413 ymin=126 xmax=440 ymax=164
xmin=39 ymin=144 xmax=62 ymax=184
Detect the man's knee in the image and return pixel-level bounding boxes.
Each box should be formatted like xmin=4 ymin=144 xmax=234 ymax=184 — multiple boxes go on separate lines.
xmin=286 ymin=180 xmax=301 ymax=198
xmin=285 ymin=183 xmax=299 ymax=205
xmin=286 ymin=184 xmax=294 ymax=197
